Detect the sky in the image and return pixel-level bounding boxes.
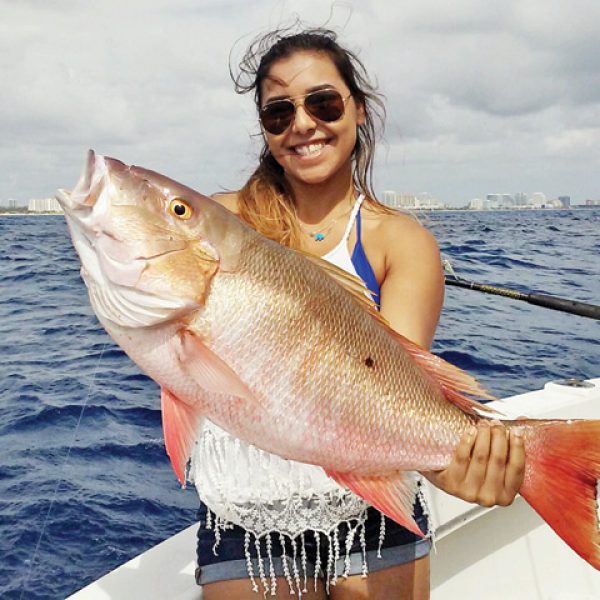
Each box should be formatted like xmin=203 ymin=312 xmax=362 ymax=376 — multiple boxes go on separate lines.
xmin=2 ymin=0 xmax=600 ymax=207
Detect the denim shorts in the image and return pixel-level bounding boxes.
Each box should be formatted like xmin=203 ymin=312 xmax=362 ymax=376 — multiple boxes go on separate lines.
xmin=195 ymin=499 xmax=431 ymax=586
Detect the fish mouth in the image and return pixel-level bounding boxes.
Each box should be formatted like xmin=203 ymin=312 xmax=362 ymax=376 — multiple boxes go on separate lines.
xmin=56 ymin=149 xmax=108 ymax=213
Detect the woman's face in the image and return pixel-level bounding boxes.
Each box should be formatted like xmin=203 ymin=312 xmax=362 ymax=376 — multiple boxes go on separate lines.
xmin=260 ymin=51 xmax=365 ymax=188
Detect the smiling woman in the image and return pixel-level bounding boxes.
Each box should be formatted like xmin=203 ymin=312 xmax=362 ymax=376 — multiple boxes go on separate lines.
xmin=188 ymin=26 xmax=525 ymax=600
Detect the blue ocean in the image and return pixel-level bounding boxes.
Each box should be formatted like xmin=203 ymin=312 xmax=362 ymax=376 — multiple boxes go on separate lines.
xmin=1 ymin=209 xmax=599 ymax=599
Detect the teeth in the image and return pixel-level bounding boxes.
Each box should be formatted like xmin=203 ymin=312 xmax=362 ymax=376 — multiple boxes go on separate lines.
xmin=295 ymin=143 xmax=325 ymax=156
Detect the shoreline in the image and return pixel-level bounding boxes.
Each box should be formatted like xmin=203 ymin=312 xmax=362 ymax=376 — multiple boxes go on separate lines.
xmin=1 ymin=207 xmax=598 ymax=217
xmin=0 ymin=212 xmax=64 ymax=216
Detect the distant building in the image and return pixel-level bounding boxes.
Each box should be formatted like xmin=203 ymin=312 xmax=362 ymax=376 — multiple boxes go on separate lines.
xmin=415 ymin=192 xmax=444 ymax=210
xmin=28 ymin=198 xmax=63 ymax=213
xmin=501 ymin=194 xmax=515 ymax=208
xmin=397 ymin=193 xmax=417 ymax=208
xmin=558 ymin=196 xmax=571 ymax=208
xmin=486 ymin=193 xmax=515 ymax=210
xmin=468 ymin=198 xmax=484 ymax=210
xmin=514 ymin=192 xmax=528 ymax=207
xmin=382 ymin=190 xmax=398 ymax=208
xmin=381 ymin=190 xmax=444 ymax=210
xmin=531 ymin=192 xmax=547 ymax=208
xmin=8 ymin=198 xmax=17 ymax=209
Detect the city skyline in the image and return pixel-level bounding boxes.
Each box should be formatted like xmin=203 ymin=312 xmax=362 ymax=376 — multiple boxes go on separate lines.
xmin=5 ymin=189 xmax=599 ymax=214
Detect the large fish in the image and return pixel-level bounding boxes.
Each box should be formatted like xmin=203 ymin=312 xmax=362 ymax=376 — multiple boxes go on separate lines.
xmin=57 ymin=150 xmax=600 ymax=568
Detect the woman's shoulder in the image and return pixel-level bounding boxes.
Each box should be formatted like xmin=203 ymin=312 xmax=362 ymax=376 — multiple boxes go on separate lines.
xmin=211 ymin=191 xmax=240 ymax=214
xmin=363 ymin=204 xmax=440 ymax=257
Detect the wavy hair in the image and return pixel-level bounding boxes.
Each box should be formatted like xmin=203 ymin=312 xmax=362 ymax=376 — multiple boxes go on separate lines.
xmin=231 ymin=26 xmax=389 ymax=247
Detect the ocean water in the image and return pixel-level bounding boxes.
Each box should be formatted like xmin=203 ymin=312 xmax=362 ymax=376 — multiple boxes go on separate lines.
xmin=1 ymin=209 xmax=598 ymax=599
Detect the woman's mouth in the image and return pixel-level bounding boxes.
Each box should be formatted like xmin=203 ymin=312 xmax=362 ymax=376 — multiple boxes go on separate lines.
xmin=291 ymin=140 xmax=329 ymax=157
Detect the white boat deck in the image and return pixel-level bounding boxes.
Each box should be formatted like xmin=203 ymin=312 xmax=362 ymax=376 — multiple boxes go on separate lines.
xmin=69 ymin=378 xmax=600 ymax=599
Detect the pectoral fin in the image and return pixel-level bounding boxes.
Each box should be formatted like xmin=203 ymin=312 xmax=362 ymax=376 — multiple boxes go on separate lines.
xmin=174 ymin=329 xmax=255 ymax=402
xmin=326 ymin=469 xmax=424 ymax=537
xmin=160 ymin=387 xmax=204 ymax=486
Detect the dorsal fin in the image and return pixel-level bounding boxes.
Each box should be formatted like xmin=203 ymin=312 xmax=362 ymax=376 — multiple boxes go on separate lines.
xmin=298 ymin=249 xmax=499 ymax=417
xmin=295 ymin=249 xmax=379 ymax=312
xmin=383 ymin=327 xmax=499 ymax=416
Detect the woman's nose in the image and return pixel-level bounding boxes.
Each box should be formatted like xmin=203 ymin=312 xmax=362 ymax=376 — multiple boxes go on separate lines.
xmin=291 ymin=104 xmax=317 ymax=134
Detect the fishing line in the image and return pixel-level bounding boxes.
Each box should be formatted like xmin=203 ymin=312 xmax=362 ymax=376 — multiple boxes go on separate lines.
xmin=19 ymin=342 xmax=108 ymax=599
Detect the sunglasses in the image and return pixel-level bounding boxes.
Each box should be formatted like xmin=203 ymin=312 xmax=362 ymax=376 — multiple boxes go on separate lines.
xmin=259 ymin=89 xmax=352 ymax=135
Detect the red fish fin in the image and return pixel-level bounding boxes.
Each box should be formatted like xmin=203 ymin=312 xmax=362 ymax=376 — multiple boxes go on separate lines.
xmin=520 ymin=420 xmax=600 ymax=569
xmin=384 ymin=330 xmax=499 ymax=417
xmin=160 ymin=387 xmax=204 ymax=486
xmin=326 ymin=469 xmax=424 ymax=537
xmin=174 ymin=329 xmax=256 ymax=402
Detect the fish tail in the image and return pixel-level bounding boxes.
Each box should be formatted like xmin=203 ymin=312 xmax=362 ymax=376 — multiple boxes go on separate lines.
xmin=520 ymin=419 xmax=600 ymax=569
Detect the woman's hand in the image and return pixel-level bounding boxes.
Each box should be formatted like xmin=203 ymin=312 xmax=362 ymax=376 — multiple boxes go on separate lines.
xmin=421 ymin=420 xmax=526 ymax=507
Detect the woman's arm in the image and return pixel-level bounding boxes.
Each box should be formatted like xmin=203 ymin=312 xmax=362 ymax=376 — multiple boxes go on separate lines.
xmin=378 ymin=216 xmax=444 ymax=349
xmin=379 ymin=216 xmax=525 ymax=506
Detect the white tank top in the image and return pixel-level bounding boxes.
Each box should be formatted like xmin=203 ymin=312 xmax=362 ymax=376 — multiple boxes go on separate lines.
xmin=189 ymin=194 xmax=371 ymax=537
xmin=320 ymin=193 xmax=364 ymax=274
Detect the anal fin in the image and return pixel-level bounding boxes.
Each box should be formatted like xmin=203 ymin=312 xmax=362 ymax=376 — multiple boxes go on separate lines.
xmin=326 ymin=469 xmax=424 ymax=537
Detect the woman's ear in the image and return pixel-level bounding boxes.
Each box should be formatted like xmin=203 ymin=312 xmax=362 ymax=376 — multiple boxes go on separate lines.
xmin=355 ymin=101 xmax=366 ymax=126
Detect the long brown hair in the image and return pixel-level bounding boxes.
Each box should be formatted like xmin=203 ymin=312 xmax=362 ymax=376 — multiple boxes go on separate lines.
xmin=232 ymin=27 xmax=389 ymax=247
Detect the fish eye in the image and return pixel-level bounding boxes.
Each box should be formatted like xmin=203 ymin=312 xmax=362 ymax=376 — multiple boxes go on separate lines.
xmin=168 ymin=198 xmax=193 ymax=220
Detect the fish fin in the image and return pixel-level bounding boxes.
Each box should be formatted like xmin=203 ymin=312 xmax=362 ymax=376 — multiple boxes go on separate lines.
xmin=174 ymin=329 xmax=256 ymax=402
xmin=298 ymin=249 xmax=496 ymax=416
xmin=383 ymin=330 xmax=499 ymax=416
xmin=295 ymin=249 xmax=380 ymax=312
xmin=326 ymin=469 xmax=424 ymax=537
xmin=520 ymin=420 xmax=600 ymax=570
xmin=160 ymin=387 xmax=204 ymax=486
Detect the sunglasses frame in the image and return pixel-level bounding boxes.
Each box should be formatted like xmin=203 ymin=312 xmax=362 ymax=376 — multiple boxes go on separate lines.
xmin=259 ymin=89 xmax=353 ymax=135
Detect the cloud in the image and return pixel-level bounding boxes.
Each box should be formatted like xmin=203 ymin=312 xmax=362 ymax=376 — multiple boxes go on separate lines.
xmin=1 ymin=0 xmax=599 ymax=204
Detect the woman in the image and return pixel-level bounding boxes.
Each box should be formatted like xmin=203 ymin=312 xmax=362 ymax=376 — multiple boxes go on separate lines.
xmin=190 ymin=28 xmax=525 ymax=600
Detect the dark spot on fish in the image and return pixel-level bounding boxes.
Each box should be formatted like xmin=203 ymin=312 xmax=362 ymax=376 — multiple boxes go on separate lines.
xmin=174 ymin=203 xmax=186 ymax=216
xmin=364 ymin=356 xmax=374 ymax=368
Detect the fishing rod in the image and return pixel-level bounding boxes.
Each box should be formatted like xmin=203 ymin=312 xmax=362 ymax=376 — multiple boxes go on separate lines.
xmin=442 ymin=261 xmax=600 ymax=320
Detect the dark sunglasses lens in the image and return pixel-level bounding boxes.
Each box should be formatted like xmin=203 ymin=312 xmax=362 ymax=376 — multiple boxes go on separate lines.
xmin=261 ymin=101 xmax=294 ymax=134
xmin=305 ymin=91 xmax=345 ymax=122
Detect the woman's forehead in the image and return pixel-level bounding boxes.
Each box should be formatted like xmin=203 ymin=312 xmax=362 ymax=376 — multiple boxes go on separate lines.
xmin=261 ymin=51 xmax=344 ymax=97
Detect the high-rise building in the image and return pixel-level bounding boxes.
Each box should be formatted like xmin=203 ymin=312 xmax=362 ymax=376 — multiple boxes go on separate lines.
xmin=28 ymin=198 xmax=63 ymax=212
xmin=486 ymin=194 xmax=514 ymax=209
xmin=468 ymin=198 xmax=484 ymax=210
xmin=514 ymin=192 xmax=528 ymax=207
xmin=558 ymin=196 xmax=571 ymax=208
xmin=501 ymin=194 xmax=515 ymax=208
xmin=382 ymin=190 xmax=397 ymax=208
xmin=397 ymin=193 xmax=418 ymax=208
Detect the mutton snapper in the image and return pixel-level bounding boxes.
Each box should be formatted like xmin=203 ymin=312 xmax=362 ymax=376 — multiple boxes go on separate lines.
xmin=57 ymin=150 xmax=600 ymax=569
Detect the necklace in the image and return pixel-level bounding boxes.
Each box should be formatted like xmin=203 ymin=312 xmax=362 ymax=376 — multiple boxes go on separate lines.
xmin=298 ymin=203 xmax=354 ymax=242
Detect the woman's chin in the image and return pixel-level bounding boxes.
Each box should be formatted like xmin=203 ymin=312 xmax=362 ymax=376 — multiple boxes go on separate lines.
xmin=284 ymin=162 xmax=348 ymax=188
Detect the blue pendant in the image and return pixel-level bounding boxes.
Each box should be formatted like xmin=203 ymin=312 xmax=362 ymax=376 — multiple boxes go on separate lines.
xmin=314 ymin=233 xmax=325 ymax=241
